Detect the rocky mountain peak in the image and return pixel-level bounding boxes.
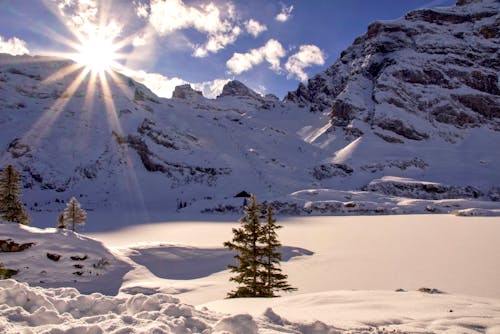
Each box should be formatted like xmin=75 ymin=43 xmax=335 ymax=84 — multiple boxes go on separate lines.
xmin=172 ymin=84 xmax=204 ymax=100
xmin=217 ymin=80 xmax=261 ymax=99
xmin=284 ymin=0 xmax=499 ymax=142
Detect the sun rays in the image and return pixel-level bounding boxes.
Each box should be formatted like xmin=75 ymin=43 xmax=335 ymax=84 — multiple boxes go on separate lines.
xmin=7 ymin=0 xmax=150 ymax=213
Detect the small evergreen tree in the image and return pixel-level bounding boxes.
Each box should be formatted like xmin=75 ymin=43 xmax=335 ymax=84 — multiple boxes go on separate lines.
xmin=224 ymin=194 xmax=266 ymax=297
xmin=0 ymin=164 xmax=30 ymax=225
xmin=260 ymin=206 xmax=296 ymax=296
xmin=224 ymin=195 xmax=295 ymax=298
xmin=62 ymin=197 xmax=86 ymax=232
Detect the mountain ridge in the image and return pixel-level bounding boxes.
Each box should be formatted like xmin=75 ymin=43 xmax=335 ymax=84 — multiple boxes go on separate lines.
xmin=0 ymin=0 xmax=498 ymax=225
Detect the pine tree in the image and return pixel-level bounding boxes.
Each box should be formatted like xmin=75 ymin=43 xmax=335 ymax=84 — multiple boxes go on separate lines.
xmin=62 ymin=197 xmax=86 ymax=232
xmin=260 ymin=206 xmax=296 ymax=296
xmin=224 ymin=194 xmax=267 ymax=297
xmin=0 ymin=164 xmax=30 ymax=225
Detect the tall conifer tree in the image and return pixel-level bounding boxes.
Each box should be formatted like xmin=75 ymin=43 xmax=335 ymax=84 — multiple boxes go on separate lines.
xmin=224 ymin=194 xmax=266 ymax=297
xmin=260 ymin=206 xmax=296 ymax=296
xmin=0 ymin=164 xmax=30 ymax=225
xmin=224 ymin=195 xmax=296 ymax=297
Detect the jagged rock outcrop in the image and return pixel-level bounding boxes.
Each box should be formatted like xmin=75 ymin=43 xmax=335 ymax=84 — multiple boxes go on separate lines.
xmin=172 ymin=84 xmax=204 ymax=100
xmin=217 ymin=80 xmax=262 ymax=100
xmin=285 ymin=0 xmax=499 ymax=139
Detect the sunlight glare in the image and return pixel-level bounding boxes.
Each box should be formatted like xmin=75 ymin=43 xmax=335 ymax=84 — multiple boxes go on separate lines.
xmin=74 ymin=35 xmax=118 ymax=73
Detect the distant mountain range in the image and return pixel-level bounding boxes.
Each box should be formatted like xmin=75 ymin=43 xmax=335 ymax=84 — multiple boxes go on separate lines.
xmin=0 ymin=0 xmax=498 ymax=223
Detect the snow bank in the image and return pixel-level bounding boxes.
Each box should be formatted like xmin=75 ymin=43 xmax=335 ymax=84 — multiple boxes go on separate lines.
xmin=204 ymin=290 xmax=500 ymax=334
xmin=0 ymin=279 xmax=341 ymax=333
xmin=0 ymin=223 xmax=131 ymax=294
xmin=452 ymin=208 xmax=500 ymax=216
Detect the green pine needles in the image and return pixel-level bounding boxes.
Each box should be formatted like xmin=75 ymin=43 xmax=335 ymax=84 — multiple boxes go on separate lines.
xmin=224 ymin=194 xmax=296 ymax=298
xmin=0 ymin=165 xmax=30 ymax=225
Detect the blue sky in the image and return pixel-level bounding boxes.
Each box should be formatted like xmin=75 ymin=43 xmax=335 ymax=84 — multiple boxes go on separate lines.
xmin=0 ymin=0 xmax=455 ymax=98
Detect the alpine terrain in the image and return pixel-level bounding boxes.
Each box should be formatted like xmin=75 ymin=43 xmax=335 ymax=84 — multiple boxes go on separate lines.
xmin=0 ymin=0 xmax=498 ymax=225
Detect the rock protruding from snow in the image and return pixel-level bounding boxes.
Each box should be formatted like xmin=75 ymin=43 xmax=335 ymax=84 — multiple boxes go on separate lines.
xmin=172 ymin=84 xmax=204 ymax=100
xmin=217 ymin=80 xmax=262 ymax=100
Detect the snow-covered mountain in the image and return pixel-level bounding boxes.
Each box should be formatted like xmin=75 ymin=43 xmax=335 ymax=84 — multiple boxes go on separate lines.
xmin=0 ymin=0 xmax=498 ymax=223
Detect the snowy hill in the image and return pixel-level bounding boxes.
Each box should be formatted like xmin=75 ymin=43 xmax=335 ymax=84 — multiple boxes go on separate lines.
xmin=0 ymin=0 xmax=499 ymax=225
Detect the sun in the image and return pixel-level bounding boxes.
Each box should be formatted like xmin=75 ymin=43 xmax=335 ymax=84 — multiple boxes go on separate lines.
xmin=73 ymin=34 xmax=120 ymax=73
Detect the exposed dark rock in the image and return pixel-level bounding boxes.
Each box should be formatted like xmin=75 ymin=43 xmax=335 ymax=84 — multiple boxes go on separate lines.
xmin=8 ymin=138 xmax=31 ymax=158
xmin=0 ymin=239 xmax=35 ymax=252
xmin=217 ymin=80 xmax=261 ymax=100
xmin=70 ymin=255 xmax=88 ymax=261
xmin=374 ymin=132 xmax=404 ymax=144
xmin=330 ymin=100 xmax=358 ymax=126
xmin=393 ymin=68 xmax=449 ymax=86
xmin=418 ymin=287 xmax=444 ymax=294
xmin=405 ymin=8 xmax=495 ymax=24
xmin=365 ymin=179 xmax=482 ymax=200
xmin=480 ymin=24 xmax=498 ymax=39
xmin=138 ymin=119 xmax=179 ymax=150
xmin=432 ymin=105 xmax=478 ymax=128
xmin=312 ymin=163 xmax=353 ymax=180
xmin=0 ymin=264 xmax=18 ymax=279
xmin=455 ymin=94 xmax=500 ymax=119
xmin=124 ymin=135 xmax=231 ymax=186
xmin=361 ymin=158 xmax=428 ymax=173
xmin=172 ymin=84 xmax=203 ymax=99
xmin=376 ymin=119 xmax=429 ymax=141
xmin=46 ymin=252 xmax=61 ymax=262
xmin=234 ymin=191 xmax=251 ymax=198
xmin=464 ymin=71 xmax=499 ymax=95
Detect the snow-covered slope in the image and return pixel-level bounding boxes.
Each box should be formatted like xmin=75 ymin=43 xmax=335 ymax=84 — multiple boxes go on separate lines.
xmin=0 ymin=0 xmax=498 ymax=225
xmin=2 ymin=214 xmax=500 ymax=333
xmin=0 ymin=223 xmax=131 ymax=294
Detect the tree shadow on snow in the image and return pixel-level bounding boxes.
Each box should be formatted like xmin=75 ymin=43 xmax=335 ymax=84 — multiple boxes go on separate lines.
xmin=128 ymin=246 xmax=313 ymax=280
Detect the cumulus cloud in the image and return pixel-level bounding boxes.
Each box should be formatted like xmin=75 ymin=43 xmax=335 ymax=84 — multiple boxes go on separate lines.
xmin=275 ymin=4 xmax=293 ymax=22
xmin=126 ymin=69 xmax=228 ymax=99
xmin=285 ymin=45 xmax=325 ymax=81
xmin=139 ymin=0 xmax=242 ymax=57
xmin=244 ymin=19 xmax=267 ymax=37
xmin=53 ymin=0 xmax=122 ymax=40
xmin=192 ymin=79 xmax=231 ymax=99
xmin=226 ymin=39 xmax=286 ymax=75
xmin=0 ymin=36 xmax=30 ymax=55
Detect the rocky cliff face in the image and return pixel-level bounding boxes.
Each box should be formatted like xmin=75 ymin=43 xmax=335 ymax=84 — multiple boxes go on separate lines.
xmin=285 ymin=0 xmax=499 ymax=142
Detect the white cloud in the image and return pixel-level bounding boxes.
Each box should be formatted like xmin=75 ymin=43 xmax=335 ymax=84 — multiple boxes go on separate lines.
xmin=132 ymin=35 xmax=147 ymax=47
xmin=226 ymin=39 xmax=286 ymax=75
xmin=126 ymin=69 xmax=186 ymax=98
xmin=244 ymin=19 xmax=267 ymax=38
xmin=285 ymin=45 xmax=325 ymax=81
xmin=275 ymin=4 xmax=293 ymax=22
xmin=192 ymin=79 xmax=230 ymax=99
xmin=140 ymin=0 xmax=242 ymax=57
xmin=52 ymin=0 xmax=122 ymax=40
xmin=135 ymin=2 xmax=149 ymax=18
xmin=126 ymin=69 xmax=229 ymax=99
xmin=0 ymin=36 xmax=30 ymax=55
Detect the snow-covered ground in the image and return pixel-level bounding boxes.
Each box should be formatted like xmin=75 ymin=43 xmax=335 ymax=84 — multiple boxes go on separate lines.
xmin=1 ymin=214 xmax=499 ymax=333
